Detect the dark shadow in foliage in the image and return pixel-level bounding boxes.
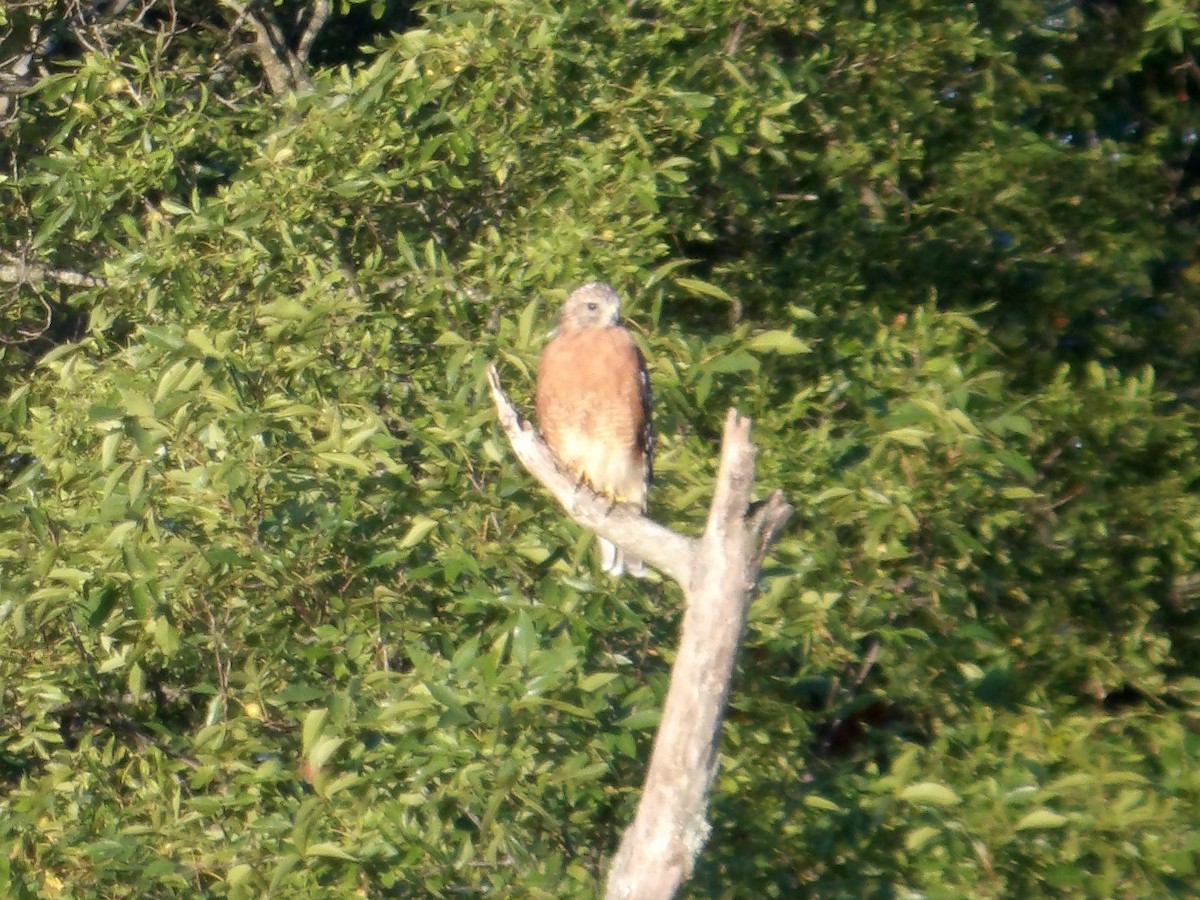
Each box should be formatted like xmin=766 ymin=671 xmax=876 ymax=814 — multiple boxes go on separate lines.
xmin=306 ymin=1 xmax=422 ymax=67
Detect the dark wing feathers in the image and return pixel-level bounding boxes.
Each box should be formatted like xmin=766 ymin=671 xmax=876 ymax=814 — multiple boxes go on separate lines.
xmin=635 ymin=343 xmax=654 ymax=488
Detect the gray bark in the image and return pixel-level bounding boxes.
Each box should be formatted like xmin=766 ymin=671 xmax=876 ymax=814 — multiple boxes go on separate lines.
xmin=486 ymin=364 xmax=792 ymax=900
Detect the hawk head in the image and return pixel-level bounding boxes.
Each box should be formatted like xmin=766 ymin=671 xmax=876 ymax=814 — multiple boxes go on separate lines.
xmin=558 ymin=281 xmax=621 ymax=331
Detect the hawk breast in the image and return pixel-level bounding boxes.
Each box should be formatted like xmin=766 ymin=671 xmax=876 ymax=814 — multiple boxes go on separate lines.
xmin=535 ymin=325 xmax=652 ymax=506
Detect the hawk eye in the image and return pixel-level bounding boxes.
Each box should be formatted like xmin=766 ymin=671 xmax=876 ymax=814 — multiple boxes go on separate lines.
xmin=587 ymin=301 xmax=599 ymax=312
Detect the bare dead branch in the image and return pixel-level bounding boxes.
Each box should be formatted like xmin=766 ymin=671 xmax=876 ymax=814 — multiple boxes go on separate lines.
xmin=486 ymin=365 xmax=792 ymax=900
xmin=748 ymin=491 xmax=794 ymax=573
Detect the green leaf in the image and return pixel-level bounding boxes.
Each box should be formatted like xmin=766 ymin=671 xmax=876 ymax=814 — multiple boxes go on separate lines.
xmin=316 ymin=452 xmax=371 ymax=474
xmin=745 ymin=330 xmax=811 ymax=355
xmin=1015 ymin=809 xmax=1068 ymax=830
xmin=153 ymin=617 xmax=179 ymax=656
xmin=619 ymin=708 xmax=661 ymax=730
xmin=257 ymin=299 xmax=310 ymax=321
xmin=803 ymin=795 xmax=842 ymax=812
xmin=518 ymin=298 xmax=540 ymax=349
xmin=100 ymin=431 xmax=122 ymax=470
xmin=303 ymin=842 xmax=357 ymax=861
xmin=186 ymin=328 xmax=223 ymax=358
xmin=32 ymin=201 xmax=76 ymax=249
xmin=898 ymin=782 xmax=961 ymax=807
xmin=138 ymin=325 xmax=187 ymax=350
xmin=301 ymin=709 xmax=328 ymax=757
xmin=883 ymin=427 xmax=932 ymax=447
xmin=675 ymin=277 xmax=736 ymax=304
xmin=703 ymin=350 xmax=759 ymax=374
xmin=426 ymin=682 xmax=472 ymax=723
xmin=578 ymin=672 xmax=618 ymax=692
xmin=226 ymin=864 xmax=254 ymax=887
xmin=307 ymin=736 xmax=345 ymax=771
xmin=399 ymin=515 xmax=438 ymax=549
xmin=905 ymin=825 xmax=940 ymax=851
xmin=673 ymin=91 xmax=715 ymax=110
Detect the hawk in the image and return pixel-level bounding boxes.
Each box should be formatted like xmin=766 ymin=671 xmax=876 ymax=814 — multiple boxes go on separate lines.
xmin=535 ymin=282 xmax=654 ymax=577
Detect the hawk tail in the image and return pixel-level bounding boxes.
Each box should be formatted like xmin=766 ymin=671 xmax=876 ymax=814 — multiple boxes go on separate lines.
xmin=598 ymin=537 xmax=648 ymax=579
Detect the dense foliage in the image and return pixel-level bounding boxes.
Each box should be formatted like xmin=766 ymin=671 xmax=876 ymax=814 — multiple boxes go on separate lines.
xmin=2 ymin=0 xmax=1198 ymax=895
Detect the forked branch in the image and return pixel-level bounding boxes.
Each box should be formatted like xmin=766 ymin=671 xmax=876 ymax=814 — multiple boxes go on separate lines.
xmin=486 ymin=364 xmax=792 ymax=900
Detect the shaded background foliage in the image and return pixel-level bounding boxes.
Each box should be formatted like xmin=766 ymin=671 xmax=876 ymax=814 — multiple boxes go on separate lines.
xmin=1 ymin=0 xmax=1198 ymax=896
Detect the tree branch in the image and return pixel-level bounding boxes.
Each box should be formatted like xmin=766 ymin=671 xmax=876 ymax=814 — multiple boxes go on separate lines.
xmin=0 ymin=72 xmax=37 ymax=97
xmin=486 ymin=364 xmax=695 ymax=584
xmin=486 ymin=364 xmax=793 ymax=899
xmin=0 ymin=255 xmax=104 ymax=288
xmin=297 ymin=0 xmax=332 ymax=63
xmin=219 ymin=0 xmax=312 ymax=94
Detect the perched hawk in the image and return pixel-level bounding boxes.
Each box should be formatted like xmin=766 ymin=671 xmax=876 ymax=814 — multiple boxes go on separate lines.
xmin=535 ymin=282 xmax=654 ymax=577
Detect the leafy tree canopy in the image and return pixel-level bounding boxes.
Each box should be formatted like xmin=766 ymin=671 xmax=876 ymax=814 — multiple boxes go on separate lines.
xmin=1 ymin=0 xmax=1197 ymax=895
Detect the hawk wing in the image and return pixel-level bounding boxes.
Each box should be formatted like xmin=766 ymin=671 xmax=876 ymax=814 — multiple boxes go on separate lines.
xmin=635 ymin=341 xmax=654 ymax=497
